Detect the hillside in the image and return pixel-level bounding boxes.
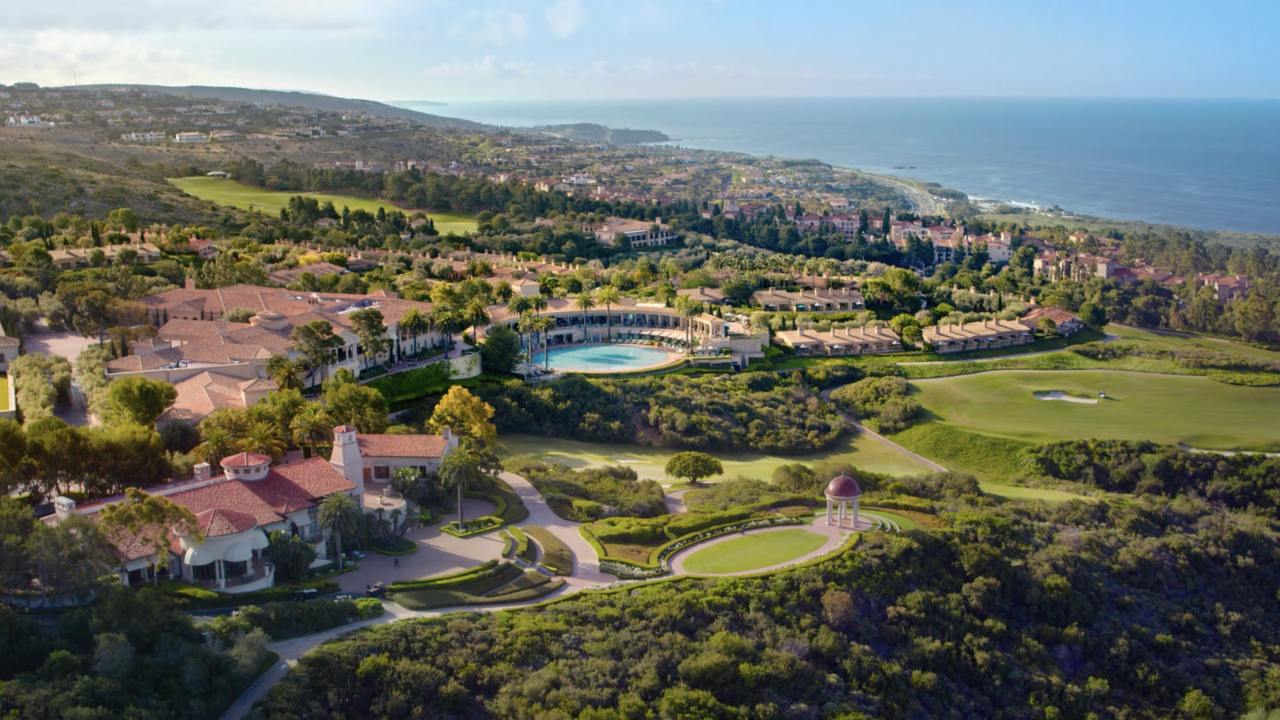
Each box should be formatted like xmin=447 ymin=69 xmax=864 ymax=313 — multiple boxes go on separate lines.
xmin=83 ymin=85 xmax=490 ymax=132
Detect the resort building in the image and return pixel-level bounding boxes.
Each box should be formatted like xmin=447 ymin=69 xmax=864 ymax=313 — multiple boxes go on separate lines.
xmin=268 ymin=261 xmax=349 ymax=286
xmin=923 ymin=319 xmax=1033 ymax=354
xmin=52 ymin=426 xmax=454 ymax=593
xmin=1017 ymin=307 xmax=1084 ymax=336
xmin=773 ymin=326 xmax=901 ymax=355
xmin=110 ymin=283 xmax=444 ymax=384
xmin=482 ymin=296 xmax=768 ymax=366
xmin=49 ymin=240 xmax=162 ymax=270
xmin=156 ymin=371 xmax=279 ymax=428
xmin=676 ymin=287 xmax=727 ymax=305
xmin=584 ymin=217 xmax=677 ymax=248
xmin=751 ymin=287 xmax=864 ymax=313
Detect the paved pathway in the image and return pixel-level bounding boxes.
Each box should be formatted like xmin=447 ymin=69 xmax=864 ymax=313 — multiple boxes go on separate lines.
xmin=818 ymin=387 xmax=946 ymax=473
xmin=663 ymin=488 xmax=691 ymax=514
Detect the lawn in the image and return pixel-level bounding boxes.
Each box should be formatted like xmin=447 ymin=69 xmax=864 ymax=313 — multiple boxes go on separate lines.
xmin=1106 ymin=323 xmax=1280 ymax=361
xmin=496 ymin=431 xmax=933 ymax=484
xmin=167 ymin=177 xmax=478 ymax=235
xmin=857 ymin=509 xmax=921 ymax=531
xmin=909 ymin=370 xmax=1280 ymax=451
xmin=680 ymin=529 xmax=828 ymax=574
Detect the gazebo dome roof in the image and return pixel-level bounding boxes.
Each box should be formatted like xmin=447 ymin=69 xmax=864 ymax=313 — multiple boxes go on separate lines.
xmin=824 ymin=474 xmax=862 ymax=499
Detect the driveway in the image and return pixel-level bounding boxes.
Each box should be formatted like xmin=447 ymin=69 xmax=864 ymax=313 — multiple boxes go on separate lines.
xmin=25 ymin=330 xmax=96 ymax=362
xmin=338 ymin=498 xmax=501 ymax=592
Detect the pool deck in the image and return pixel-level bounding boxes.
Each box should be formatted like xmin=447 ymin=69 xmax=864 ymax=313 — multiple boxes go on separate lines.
xmin=532 ymin=343 xmax=686 ymax=374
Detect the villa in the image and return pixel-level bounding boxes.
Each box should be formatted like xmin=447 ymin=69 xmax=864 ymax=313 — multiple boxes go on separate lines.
xmin=584 ymin=217 xmax=677 ymax=248
xmin=49 ymin=239 xmax=162 ymax=270
xmin=923 ymin=319 xmax=1033 ymax=354
xmin=773 ymin=326 xmax=901 ymax=355
xmin=1017 ymin=307 xmax=1084 ymax=336
xmin=51 ymin=426 xmax=455 ymax=593
xmin=751 ymin=287 xmax=864 ymax=313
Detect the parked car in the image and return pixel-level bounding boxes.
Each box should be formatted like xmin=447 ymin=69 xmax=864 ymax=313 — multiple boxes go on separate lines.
xmin=292 ymin=588 xmax=318 ymax=602
xmin=347 ymin=549 xmax=365 ymax=559
xmin=365 ymin=582 xmax=385 ymax=597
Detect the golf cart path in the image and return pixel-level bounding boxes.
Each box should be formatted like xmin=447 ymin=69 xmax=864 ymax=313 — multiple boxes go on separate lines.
xmin=818 ymin=387 xmax=946 ymax=473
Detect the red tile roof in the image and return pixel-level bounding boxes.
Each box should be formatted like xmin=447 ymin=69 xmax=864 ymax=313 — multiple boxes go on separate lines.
xmin=196 ymin=508 xmax=259 ymax=537
xmin=357 ymin=433 xmax=449 ymax=458
xmin=222 ymin=452 xmax=272 ymax=468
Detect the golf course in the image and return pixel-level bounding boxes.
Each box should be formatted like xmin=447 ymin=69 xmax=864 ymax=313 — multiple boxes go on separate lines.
xmin=168 ymin=177 xmax=478 ymax=235
xmin=909 ymin=369 xmax=1280 ymax=451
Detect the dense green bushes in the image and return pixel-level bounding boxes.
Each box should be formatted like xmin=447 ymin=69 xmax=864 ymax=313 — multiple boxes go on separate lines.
xmin=829 ymin=375 xmax=924 ymax=433
xmin=207 ymin=598 xmax=383 ymax=643
xmin=480 ymin=371 xmax=848 ymax=454
xmin=251 ymin=496 xmax=1280 ymax=719
xmin=1025 ymin=438 xmax=1280 ymax=513
xmin=504 ymin=459 xmax=666 ymax=521
xmin=0 ymin=586 xmax=267 ymax=718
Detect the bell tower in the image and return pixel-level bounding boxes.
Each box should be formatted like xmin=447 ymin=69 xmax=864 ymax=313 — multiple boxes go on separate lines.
xmin=328 ymin=425 xmax=365 ymax=500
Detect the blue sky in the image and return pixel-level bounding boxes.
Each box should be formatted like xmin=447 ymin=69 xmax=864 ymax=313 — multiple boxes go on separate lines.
xmin=3 ymin=0 xmax=1278 ymax=101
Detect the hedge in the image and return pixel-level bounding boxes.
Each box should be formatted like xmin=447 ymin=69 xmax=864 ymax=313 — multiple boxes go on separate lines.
xmin=521 ymin=527 xmax=572 ymax=576
xmin=155 ymin=580 xmax=341 ymax=611
xmin=206 ymin=597 xmax=385 ymax=642
xmin=509 ymin=526 xmax=536 ymax=563
xmin=388 ymin=560 xmax=499 ymax=593
xmin=388 ymin=563 xmax=526 ymax=610
xmin=369 ymin=537 xmax=419 ymax=555
xmin=499 ymin=530 xmax=515 ymax=558
xmin=441 ymin=516 xmax=504 ymax=538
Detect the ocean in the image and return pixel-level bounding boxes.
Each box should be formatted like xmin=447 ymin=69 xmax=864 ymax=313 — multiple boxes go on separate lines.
xmin=425 ymin=98 xmax=1280 ymax=236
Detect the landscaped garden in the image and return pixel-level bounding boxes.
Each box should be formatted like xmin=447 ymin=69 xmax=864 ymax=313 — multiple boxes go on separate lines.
xmin=679 ymin=528 xmax=829 ymax=574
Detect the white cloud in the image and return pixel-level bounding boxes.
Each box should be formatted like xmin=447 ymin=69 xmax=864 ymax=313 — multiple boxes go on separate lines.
xmin=545 ymin=0 xmax=584 ymax=38
xmin=453 ymin=10 xmax=528 ymax=45
xmin=420 ymin=55 xmax=534 ymax=80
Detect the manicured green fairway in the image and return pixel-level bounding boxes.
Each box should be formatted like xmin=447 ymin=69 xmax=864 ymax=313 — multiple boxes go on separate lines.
xmin=681 ymin=529 xmax=828 ymax=574
xmin=911 ymin=370 xmax=1280 ymax=451
xmin=167 ymin=177 xmax=478 ymax=234
xmin=497 ymin=431 xmax=933 ymax=483
xmin=1107 ymin=324 xmax=1280 ymax=361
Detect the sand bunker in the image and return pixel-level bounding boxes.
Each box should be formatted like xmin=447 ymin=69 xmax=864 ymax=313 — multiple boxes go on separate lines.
xmin=1034 ymin=391 xmax=1101 ymax=404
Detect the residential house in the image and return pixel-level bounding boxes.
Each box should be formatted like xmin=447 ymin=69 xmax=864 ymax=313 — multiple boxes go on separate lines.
xmin=49 ymin=239 xmax=162 ymax=270
xmin=172 ymin=132 xmax=209 ymax=143
xmin=585 ymin=217 xmax=677 ymax=248
xmin=268 ymin=261 xmax=349 ymax=286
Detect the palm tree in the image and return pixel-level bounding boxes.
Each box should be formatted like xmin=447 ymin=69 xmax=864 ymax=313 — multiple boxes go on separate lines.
xmin=397 ymin=307 xmax=429 ymax=357
xmin=574 ymin=292 xmax=596 ymax=344
xmin=433 ymin=309 xmax=465 ymax=353
xmin=266 ymin=354 xmax=303 ymax=392
xmin=291 ymin=403 xmax=333 ymax=459
xmin=438 ymin=443 xmax=484 ymax=528
xmin=533 ymin=315 xmax=556 ymax=370
xmin=463 ymin=301 xmax=491 ymax=344
xmin=194 ymin=427 xmax=234 ymax=464
xmin=595 ymin=286 xmax=620 ymax=343
xmin=675 ymin=296 xmax=703 ymax=352
xmin=493 ymin=280 xmax=514 ymax=303
xmin=517 ymin=311 xmax=537 ymax=359
xmin=240 ymin=422 xmax=287 ymax=462
xmin=316 ymin=493 xmax=360 ymax=569
xmin=530 ymin=293 xmax=549 ymax=316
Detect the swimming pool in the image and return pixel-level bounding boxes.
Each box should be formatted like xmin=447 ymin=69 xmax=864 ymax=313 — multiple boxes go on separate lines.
xmin=531 ymin=344 xmax=679 ymax=373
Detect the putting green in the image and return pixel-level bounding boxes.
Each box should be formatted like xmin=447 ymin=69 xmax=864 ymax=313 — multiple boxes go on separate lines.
xmin=168 ymin=177 xmax=478 ymax=235
xmin=497 ymin=431 xmax=932 ymax=483
xmin=681 ymin=529 xmax=828 ymax=574
xmin=911 ymin=370 xmax=1280 ymax=451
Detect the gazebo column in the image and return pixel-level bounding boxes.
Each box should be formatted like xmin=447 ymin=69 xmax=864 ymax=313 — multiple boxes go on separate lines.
xmin=852 ymin=498 xmax=859 ymax=528
xmin=826 ymin=497 xmax=833 ymax=525
xmin=216 ymin=559 xmax=225 ymax=590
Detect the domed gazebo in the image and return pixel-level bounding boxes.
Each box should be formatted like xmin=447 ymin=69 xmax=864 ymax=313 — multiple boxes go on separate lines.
xmin=825 ymin=474 xmax=863 ymax=528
